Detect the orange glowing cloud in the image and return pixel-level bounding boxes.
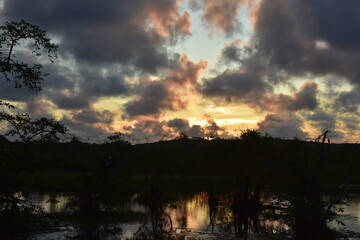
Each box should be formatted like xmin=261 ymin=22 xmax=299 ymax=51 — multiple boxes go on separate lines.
xmin=202 ymin=0 xmax=244 ymax=34
xmin=245 ymin=0 xmax=262 ymax=30
xmin=146 ymin=1 xmax=191 ymax=37
xmin=124 ymin=54 xmax=208 ymax=118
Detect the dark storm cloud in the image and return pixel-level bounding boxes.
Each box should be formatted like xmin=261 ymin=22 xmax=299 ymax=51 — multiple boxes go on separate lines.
xmin=41 ymin=62 xmax=131 ymax=110
xmin=73 ymin=108 xmax=115 ymax=124
xmin=302 ymin=108 xmax=338 ymax=132
xmin=0 ymin=78 xmax=33 ymax=102
xmin=305 ymin=109 xmax=336 ymax=125
xmin=0 ymin=51 xmax=55 ymax=103
xmin=188 ymin=125 xmax=205 ymax=138
xmin=257 ymin=113 xmax=308 ymax=139
xmin=336 ymin=87 xmax=360 ymax=114
xmin=202 ymin=68 xmax=318 ymax=113
xmin=125 ymin=81 xmax=170 ymax=116
xmin=2 ymin=0 xmax=190 ymax=73
xmin=290 ymin=82 xmax=318 ymax=111
xmin=167 ymin=118 xmax=189 ymax=128
xmin=77 ymin=66 xmax=130 ymax=98
xmin=124 ymin=54 xmax=207 ymax=117
xmin=204 ymin=116 xmax=228 ymax=138
xmin=278 ymin=82 xmax=318 ymax=111
xmin=61 ymin=117 xmax=109 ymax=142
xmin=255 ymin=0 xmax=360 ymax=84
xmin=51 ymin=93 xmax=90 ymax=110
xmin=124 ymin=120 xmax=169 ymax=143
xmin=221 ymin=45 xmax=242 ymax=63
xmin=62 ymin=107 xmax=117 ymax=142
xmin=202 ymin=68 xmax=271 ymax=104
xmin=339 ymin=116 xmax=360 ymax=131
xmin=300 ymin=0 xmax=360 ymax=52
xmin=24 ymin=98 xmax=55 ymax=119
xmin=41 ymin=65 xmax=77 ymax=90
xmin=167 ymin=118 xmax=205 ymax=138
xmin=126 ymin=116 xmax=226 ymax=143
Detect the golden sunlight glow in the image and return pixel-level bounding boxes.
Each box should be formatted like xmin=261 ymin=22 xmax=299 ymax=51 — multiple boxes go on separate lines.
xmin=315 ymin=40 xmax=330 ymax=49
xmin=94 ymin=97 xmax=130 ymax=112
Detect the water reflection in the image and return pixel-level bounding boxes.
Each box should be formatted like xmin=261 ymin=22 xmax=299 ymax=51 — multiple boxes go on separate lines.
xmin=167 ymin=193 xmax=209 ymax=231
xmin=29 ymin=192 xmax=360 ymax=239
xmin=30 ymin=193 xmax=69 ymax=213
xmin=164 ymin=192 xmax=285 ymax=237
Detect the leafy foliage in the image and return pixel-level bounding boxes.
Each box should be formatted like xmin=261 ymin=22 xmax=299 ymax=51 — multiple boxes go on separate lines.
xmin=0 ymin=20 xmax=65 ymax=237
xmin=0 ymin=111 xmax=68 ymax=143
xmin=106 ymin=132 xmax=132 ymax=145
xmin=0 ymin=20 xmax=58 ymax=92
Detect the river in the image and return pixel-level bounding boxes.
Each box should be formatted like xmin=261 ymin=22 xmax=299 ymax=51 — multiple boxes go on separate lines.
xmin=28 ymin=192 xmax=360 ymax=240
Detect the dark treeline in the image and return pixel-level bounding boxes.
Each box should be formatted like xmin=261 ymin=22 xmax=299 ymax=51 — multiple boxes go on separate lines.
xmin=1 ymin=133 xmax=358 ymax=182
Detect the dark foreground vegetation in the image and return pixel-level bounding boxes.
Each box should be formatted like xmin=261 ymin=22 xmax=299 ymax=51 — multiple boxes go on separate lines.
xmin=0 ymin=131 xmax=359 ymax=239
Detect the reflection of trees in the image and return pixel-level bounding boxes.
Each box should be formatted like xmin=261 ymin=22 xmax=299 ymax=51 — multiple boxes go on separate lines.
xmin=229 ymin=130 xmax=269 ymax=237
xmin=63 ymin=160 xmax=131 ymax=240
xmin=269 ymin=133 xmax=343 ymax=240
xmin=133 ymin=184 xmax=175 ymax=240
xmin=207 ymin=186 xmax=218 ymax=233
xmin=134 ymin=172 xmax=173 ymax=240
xmin=174 ymin=202 xmax=187 ymax=229
xmin=70 ymin=223 xmax=122 ymax=240
xmin=232 ymin=178 xmax=264 ymax=236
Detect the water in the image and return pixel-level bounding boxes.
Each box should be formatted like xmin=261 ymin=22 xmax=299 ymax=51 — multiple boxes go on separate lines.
xmin=28 ymin=192 xmax=360 ymax=239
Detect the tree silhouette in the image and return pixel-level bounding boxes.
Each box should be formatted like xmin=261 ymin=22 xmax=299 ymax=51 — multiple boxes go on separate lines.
xmin=0 ymin=20 xmax=57 ymax=92
xmin=0 ymin=112 xmax=67 ymax=143
xmin=0 ymin=20 xmax=63 ymax=237
xmin=0 ymin=20 xmax=67 ymax=143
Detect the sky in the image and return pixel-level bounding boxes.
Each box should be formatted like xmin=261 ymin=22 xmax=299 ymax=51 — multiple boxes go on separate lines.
xmin=0 ymin=0 xmax=359 ymax=143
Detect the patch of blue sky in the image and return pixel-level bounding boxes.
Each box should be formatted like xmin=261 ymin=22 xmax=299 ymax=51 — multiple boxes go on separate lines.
xmin=174 ymin=3 xmax=253 ymax=76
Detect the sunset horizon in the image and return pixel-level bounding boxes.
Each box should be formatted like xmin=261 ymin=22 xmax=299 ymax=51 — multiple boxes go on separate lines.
xmin=0 ymin=0 xmax=359 ymax=143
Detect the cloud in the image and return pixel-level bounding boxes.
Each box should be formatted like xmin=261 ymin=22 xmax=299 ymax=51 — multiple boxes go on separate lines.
xmin=58 ymin=107 xmax=116 ymax=142
xmin=24 ymin=98 xmax=55 ymax=119
xmin=275 ymin=82 xmax=318 ymax=112
xmin=40 ymin=61 xmax=131 ymax=110
xmin=202 ymin=64 xmax=318 ymax=113
xmin=2 ymin=0 xmax=359 ymax=143
xmin=0 ymin=78 xmax=33 ymax=102
xmin=72 ymin=108 xmax=115 ymax=125
xmin=124 ymin=80 xmax=173 ymax=116
xmin=2 ymin=0 xmax=190 ymax=73
xmin=202 ymin=0 xmax=244 ymax=35
xmin=167 ymin=118 xmax=205 ymax=138
xmin=123 ymin=116 xmax=228 ymax=143
xmin=201 ymin=66 xmax=271 ymax=107
xmin=221 ymin=45 xmax=243 ymax=63
xmin=204 ymin=115 xmax=229 ymax=138
xmin=51 ymin=92 xmax=90 ymax=110
xmin=167 ymin=118 xmax=190 ymax=128
xmin=257 ymin=113 xmax=308 ymax=139
xmin=166 ymin=54 xmax=208 ymax=85
xmin=125 ymin=54 xmax=207 ymax=117
xmin=254 ymin=0 xmax=360 ymax=84
xmin=336 ymin=86 xmax=360 ymax=114
xmin=304 ymin=109 xmax=336 ymax=129
xmin=201 ymin=0 xmax=360 ymax=140
xmin=61 ymin=117 xmax=109 ymax=142
xmin=338 ymin=116 xmax=360 ymax=131
xmin=123 ymin=119 xmax=170 ymax=143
